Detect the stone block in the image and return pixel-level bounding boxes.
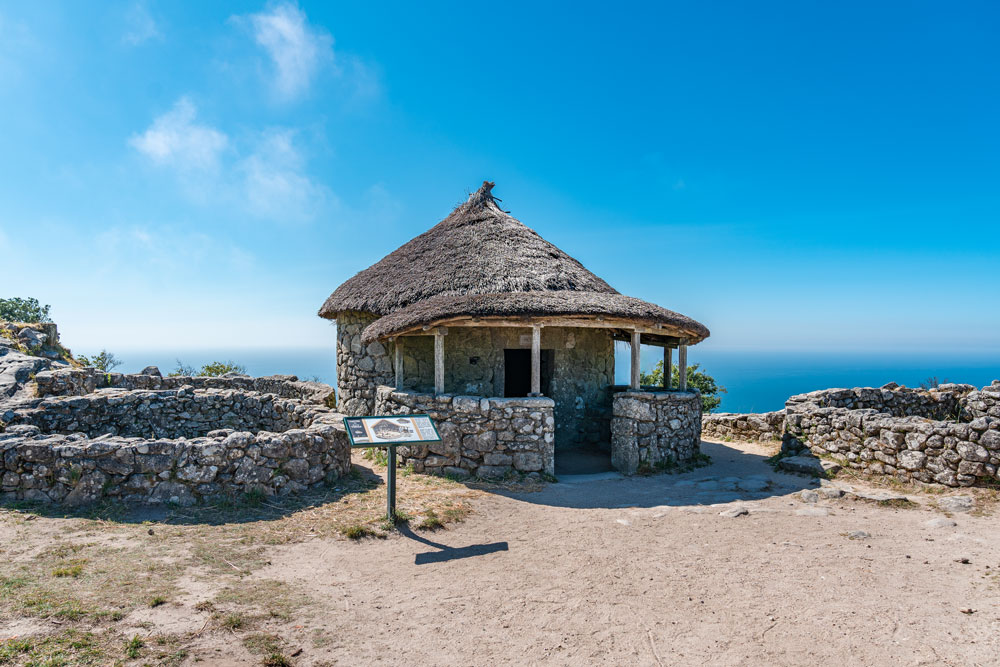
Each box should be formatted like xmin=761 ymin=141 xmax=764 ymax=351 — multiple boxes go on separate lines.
xmin=512 ymin=452 xmax=543 ymax=472
xmin=898 ymin=450 xmax=926 ymax=471
xmin=463 ymin=431 xmax=497 ymax=452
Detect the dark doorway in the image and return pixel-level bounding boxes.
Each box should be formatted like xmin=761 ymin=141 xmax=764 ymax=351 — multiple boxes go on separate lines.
xmin=504 ymin=349 xmax=553 ymax=397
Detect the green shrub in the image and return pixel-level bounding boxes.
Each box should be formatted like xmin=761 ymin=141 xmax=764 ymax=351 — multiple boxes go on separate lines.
xmin=77 ymin=350 xmax=123 ymax=372
xmin=169 ymin=360 xmax=247 ymax=377
xmin=0 ymin=297 xmax=52 ymax=323
xmin=640 ymin=362 xmax=726 ymax=412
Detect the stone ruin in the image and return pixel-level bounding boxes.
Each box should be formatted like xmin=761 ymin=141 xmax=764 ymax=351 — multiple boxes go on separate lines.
xmin=0 ymin=340 xmax=351 ymax=506
xmin=703 ymin=381 xmax=1000 ymax=487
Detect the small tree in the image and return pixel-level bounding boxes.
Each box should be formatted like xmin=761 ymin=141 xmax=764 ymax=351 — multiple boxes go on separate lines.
xmin=920 ymin=376 xmax=949 ymax=390
xmin=199 ymin=361 xmax=247 ymax=377
xmin=640 ymin=361 xmax=726 ymax=413
xmin=169 ymin=360 xmax=247 ymax=377
xmin=168 ymin=360 xmax=196 ymax=377
xmin=77 ymin=350 xmax=123 ymax=372
xmin=0 ymin=297 xmax=52 ymax=323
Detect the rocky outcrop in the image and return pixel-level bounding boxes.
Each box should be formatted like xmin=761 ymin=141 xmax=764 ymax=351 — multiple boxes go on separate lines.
xmin=0 ymin=347 xmax=52 ymax=401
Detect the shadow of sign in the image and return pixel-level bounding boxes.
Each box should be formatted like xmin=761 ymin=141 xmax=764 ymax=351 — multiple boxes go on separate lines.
xmin=398 ymin=524 xmax=508 ymax=565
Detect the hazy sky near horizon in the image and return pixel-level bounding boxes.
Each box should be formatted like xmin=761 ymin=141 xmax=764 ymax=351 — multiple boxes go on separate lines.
xmin=1 ymin=1 xmax=998 ymax=355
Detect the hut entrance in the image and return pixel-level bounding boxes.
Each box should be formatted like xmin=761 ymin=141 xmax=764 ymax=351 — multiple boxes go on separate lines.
xmin=504 ymin=349 xmax=553 ymax=397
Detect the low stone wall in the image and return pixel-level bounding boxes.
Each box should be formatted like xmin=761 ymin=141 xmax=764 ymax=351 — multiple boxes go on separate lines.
xmin=0 ymin=414 xmax=351 ymax=506
xmin=374 ymin=386 xmax=555 ymax=478
xmin=964 ymin=382 xmax=1000 ymax=419
xmin=1 ymin=364 xmax=352 ymax=505
xmin=785 ymin=383 xmax=972 ymax=420
xmin=34 ymin=367 xmax=334 ymax=405
xmin=13 ymin=387 xmax=312 ymax=439
xmin=702 ymin=411 xmax=784 ymax=442
xmin=783 ymin=382 xmax=1000 ymax=487
xmin=611 ymin=390 xmax=702 ymax=474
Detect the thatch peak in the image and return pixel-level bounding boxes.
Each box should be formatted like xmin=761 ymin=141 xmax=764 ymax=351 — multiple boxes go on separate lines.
xmin=318 ymin=182 xmax=617 ymax=318
xmin=466 ymin=180 xmax=498 ymax=211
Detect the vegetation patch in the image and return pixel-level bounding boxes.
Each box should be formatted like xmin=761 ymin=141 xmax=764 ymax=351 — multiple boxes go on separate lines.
xmin=0 ymin=629 xmax=107 ymax=666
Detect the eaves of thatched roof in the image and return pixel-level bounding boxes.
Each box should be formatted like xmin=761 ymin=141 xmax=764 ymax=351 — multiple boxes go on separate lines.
xmin=359 ymin=291 xmax=710 ymax=344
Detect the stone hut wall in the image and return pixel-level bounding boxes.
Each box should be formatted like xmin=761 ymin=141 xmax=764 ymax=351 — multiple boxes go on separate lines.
xmin=611 ymin=390 xmax=702 ymax=474
xmin=702 ymin=411 xmax=784 ymax=442
xmin=335 ymin=311 xmax=394 ymax=416
xmin=396 ymin=327 xmax=613 ymax=451
xmin=374 ymin=385 xmax=555 ymax=478
xmin=0 ymin=415 xmax=351 ymax=506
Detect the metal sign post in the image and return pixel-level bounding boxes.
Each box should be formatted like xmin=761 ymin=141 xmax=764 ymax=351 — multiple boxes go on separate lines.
xmin=343 ymin=414 xmax=441 ymax=522
xmin=386 ymin=444 xmax=396 ymax=519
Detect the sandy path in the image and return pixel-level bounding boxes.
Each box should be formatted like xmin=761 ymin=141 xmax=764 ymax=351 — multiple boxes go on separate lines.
xmin=261 ymin=440 xmax=1000 ymax=666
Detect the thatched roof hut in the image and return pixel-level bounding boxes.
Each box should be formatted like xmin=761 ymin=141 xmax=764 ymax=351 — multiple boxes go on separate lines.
xmin=319 ymin=181 xmax=709 ymax=347
xmin=320 ymin=181 xmax=711 ymax=475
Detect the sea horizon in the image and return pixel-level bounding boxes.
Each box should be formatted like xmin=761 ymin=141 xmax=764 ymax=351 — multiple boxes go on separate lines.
xmin=98 ymin=346 xmax=1000 ymax=415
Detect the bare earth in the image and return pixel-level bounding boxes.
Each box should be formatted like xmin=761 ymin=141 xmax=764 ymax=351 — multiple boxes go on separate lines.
xmin=3 ymin=439 xmax=1000 ymax=666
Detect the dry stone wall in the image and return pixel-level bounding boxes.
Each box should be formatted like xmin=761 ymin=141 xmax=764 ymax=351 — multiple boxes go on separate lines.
xmin=34 ymin=367 xmax=335 ymax=404
xmin=375 ymin=385 xmax=555 ymax=478
xmin=783 ymin=382 xmax=1000 ymax=487
xmin=611 ymin=389 xmax=702 ymax=474
xmin=702 ymin=411 xmax=784 ymax=442
xmin=1 ymin=367 xmax=351 ymax=505
xmin=0 ymin=418 xmax=350 ymax=506
xmin=15 ymin=388 xmax=312 ymax=439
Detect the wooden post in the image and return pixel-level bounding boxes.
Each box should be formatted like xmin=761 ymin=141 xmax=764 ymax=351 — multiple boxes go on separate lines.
xmin=663 ymin=346 xmax=672 ymax=390
xmin=434 ymin=329 xmax=445 ymax=395
xmin=678 ymin=341 xmax=688 ymax=391
xmin=630 ymin=330 xmax=641 ymax=390
xmin=394 ymin=338 xmax=404 ymax=390
xmin=530 ymin=325 xmax=541 ymax=395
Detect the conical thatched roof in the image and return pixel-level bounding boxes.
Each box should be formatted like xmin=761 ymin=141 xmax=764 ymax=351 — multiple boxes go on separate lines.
xmin=319 ymin=181 xmax=710 ymax=344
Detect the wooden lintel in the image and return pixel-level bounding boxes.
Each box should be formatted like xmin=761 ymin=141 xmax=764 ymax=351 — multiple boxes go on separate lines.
xmin=396 ymin=315 xmax=691 ymax=335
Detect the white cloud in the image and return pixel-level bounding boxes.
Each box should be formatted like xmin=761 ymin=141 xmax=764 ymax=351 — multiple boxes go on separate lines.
xmin=238 ymin=129 xmax=333 ymax=222
xmin=129 ymin=104 xmax=331 ymax=223
xmin=129 ymin=97 xmax=228 ymax=171
xmin=123 ymin=2 xmax=161 ymax=46
xmin=246 ymin=2 xmax=333 ymax=101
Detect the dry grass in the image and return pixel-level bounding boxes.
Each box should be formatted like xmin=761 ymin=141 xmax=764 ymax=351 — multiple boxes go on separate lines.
xmin=0 ymin=455 xmax=486 ymax=664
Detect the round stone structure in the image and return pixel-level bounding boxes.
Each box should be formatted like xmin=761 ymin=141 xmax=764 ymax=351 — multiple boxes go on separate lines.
xmin=0 ymin=367 xmax=351 ymax=506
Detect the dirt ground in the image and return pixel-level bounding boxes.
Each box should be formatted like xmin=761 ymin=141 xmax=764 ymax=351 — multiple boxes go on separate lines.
xmin=3 ymin=439 xmax=1000 ymax=666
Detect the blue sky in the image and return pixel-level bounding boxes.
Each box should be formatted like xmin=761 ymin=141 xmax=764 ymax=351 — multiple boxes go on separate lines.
xmin=1 ymin=1 xmax=998 ymax=355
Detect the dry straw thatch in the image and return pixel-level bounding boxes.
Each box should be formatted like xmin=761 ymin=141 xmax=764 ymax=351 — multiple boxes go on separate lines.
xmin=319 ymin=181 xmax=709 ymax=343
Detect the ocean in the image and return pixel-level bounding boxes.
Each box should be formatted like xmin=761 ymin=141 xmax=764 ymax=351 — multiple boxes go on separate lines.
xmin=105 ymin=346 xmax=1000 ymax=415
